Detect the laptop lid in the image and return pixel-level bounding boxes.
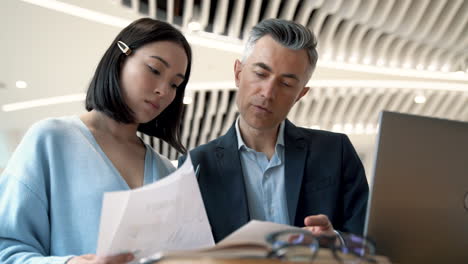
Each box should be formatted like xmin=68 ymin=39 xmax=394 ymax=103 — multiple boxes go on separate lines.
xmin=365 ymin=111 xmax=468 ymax=263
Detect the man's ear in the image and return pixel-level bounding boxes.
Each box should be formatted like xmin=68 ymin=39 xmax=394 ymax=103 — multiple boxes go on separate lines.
xmin=234 ymin=59 xmax=243 ymax=88
xmin=295 ymin=86 xmax=310 ymax=102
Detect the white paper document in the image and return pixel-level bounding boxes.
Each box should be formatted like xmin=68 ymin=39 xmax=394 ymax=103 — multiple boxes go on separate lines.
xmin=218 ymin=220 xmax=303 ymax=246
xmin=96 ymin=155 xmax=214 ymax=262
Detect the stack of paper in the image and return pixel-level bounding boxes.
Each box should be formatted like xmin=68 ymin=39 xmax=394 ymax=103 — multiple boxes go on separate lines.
xmin=96 ymin=155 xmax=214 ymax=263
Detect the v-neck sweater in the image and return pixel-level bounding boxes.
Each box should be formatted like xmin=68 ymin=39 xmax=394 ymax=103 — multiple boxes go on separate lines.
xmin=0 ymin=116 xmax=175 ymax=264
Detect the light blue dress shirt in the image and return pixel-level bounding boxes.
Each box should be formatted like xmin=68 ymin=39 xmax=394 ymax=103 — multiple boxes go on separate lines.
xmin=235 ymin=119 xmax=290 ymax=225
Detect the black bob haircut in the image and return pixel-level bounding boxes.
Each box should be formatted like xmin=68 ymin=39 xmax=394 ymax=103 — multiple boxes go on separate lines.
xmin=86 ymin=18 xmax=191 ymax=154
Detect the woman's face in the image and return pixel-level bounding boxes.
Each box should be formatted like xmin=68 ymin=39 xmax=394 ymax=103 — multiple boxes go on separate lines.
xmin=120 ymin=41 xmax=188 ymax=124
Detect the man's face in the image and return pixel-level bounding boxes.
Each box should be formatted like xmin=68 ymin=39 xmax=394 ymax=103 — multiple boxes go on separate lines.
xmin=235 ymin=35 xmax=311 ymax=132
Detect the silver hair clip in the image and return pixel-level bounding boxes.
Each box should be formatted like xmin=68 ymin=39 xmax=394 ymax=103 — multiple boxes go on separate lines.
xmin=117 ymin=40 xmax=132 ymax=55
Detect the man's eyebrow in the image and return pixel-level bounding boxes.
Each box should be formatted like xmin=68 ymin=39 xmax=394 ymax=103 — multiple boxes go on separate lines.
xmin=150 ymin=56 xmax=170 ymax=67
xmin=253 ymin=62 xmax=272 ymax=72
xmin=281 ymin=73 xmax=300 ymax=81
xmin=253 ymin=62 xmax=299 ymax=81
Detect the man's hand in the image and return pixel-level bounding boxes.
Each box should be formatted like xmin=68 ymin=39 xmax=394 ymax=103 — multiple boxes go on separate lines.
xmin=303 ymin=214 xmax=335 ymax=236
xmin=67 ymin=253 xmax=134 ymax=264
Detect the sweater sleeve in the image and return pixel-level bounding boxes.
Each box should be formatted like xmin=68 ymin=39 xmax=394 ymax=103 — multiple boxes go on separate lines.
xmin=0 ymin=121 xmax=74 ymax=264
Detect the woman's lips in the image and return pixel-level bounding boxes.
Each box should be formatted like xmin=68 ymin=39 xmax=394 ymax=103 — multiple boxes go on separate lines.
xmin=145 ymin=100 xmax=160 ymax=111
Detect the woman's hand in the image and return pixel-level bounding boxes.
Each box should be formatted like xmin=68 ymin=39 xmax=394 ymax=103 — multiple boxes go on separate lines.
xmin=67 ymin=253 xmax=134 ymax=264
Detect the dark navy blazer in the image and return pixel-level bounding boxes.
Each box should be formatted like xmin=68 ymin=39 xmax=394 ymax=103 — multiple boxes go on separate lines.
xmin=179 ymin=120 xmax=369 ymax=242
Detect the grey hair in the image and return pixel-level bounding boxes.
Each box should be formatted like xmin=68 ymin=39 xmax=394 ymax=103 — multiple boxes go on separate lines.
xmin=242 ymin=18 xmax=318 ymax=76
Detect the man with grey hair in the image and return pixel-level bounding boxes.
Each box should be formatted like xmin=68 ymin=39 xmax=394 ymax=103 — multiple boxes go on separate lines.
xmin=180 ymin=19 xmax=369 ymax=242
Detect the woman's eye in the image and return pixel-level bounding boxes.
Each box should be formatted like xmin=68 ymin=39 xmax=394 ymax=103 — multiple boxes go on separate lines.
xmin=170 ymin=83 xmax=178 ymax=89
xmin=282 ymin=82 xmax=292 ymax=87
xmin=147 ymin=65 xmax=160 ymax=75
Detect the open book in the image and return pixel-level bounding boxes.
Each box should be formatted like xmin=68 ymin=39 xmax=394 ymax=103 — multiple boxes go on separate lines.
xmin=139 ymin=220 xmax=297 ymax=262
xmin=140 ymin=220 xmax=392 ymax=264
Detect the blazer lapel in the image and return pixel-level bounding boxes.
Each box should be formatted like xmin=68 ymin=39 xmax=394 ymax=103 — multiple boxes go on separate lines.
xmin=214 ymin=124 xmax=250 ymax=230
xmin=284 ymin=120 xmax=308 ymax=225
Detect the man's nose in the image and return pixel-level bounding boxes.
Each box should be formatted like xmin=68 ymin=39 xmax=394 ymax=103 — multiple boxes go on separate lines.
xmin=260 ymin=79 xmax=277 ymax=99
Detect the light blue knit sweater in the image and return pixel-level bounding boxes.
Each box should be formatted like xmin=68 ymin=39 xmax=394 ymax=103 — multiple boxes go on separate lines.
xmin=0 ymin=116 xmax=175 ymax=264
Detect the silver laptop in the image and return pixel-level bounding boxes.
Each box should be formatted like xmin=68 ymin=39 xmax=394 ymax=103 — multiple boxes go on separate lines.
xmin=365 ymin=111 xmax=468 ymax=263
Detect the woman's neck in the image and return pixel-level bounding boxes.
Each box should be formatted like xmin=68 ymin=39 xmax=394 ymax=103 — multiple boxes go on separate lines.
xmin=80 ymin=110 xmax=141 ymax=144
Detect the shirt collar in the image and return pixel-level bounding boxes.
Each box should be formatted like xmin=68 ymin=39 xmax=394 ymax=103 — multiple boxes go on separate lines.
xmin=235 ymin=117 xmax=285 ymax=151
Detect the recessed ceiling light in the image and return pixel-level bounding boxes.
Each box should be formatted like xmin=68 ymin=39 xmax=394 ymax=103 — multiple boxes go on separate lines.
xmin=414 ymin=95 xmax=426 ymax=104
xmin=441 ymin=64 xmax=451 ymax=72
xmin=183 ymin=96 xmax=193 ymax=105
xmin=16 ymin=80 xmax=28 ymax=89
xmin=344 ymin=123 xmax=354 ymax=133
xmin=188 ymin=21 xmax=202 ymax=32
xmin=332 ymin=124 xmax=342 ymax=132
xmin=349 ymin=55 xmax=358 ymax=63
xmin=355 ymin=123 xmax=364 ymax=134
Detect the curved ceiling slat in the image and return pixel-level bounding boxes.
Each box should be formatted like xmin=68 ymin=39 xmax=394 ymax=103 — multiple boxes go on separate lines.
xmin=227 ymin=0 xmax=245 ymax=38
xmin=380 ymin=0 xmax=412 ymax=33
xmin=430 ymin=0 xmax=463 ymax=45
xmin=241 ymin=0 xmax=262 ymax=40
xmin=279 ymin=0 xmax=300 ymax=21
xmin=398 ymin=0 xmax=431 ymax=37
xmin=412 ymin=0 xmax=446 ymax=41
xmin=368 ymin=0 xmax=395 ymax=28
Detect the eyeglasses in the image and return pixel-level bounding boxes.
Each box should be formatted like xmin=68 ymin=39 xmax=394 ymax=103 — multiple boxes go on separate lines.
xmin=266 ymin=230 xmax=376 ymax=263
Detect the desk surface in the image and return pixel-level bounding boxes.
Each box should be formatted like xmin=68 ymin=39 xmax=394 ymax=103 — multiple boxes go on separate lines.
xmin=159 ymin=257 xmax=390 ymax=264
xmin=156 ymin=250 xmax=391 ymax=264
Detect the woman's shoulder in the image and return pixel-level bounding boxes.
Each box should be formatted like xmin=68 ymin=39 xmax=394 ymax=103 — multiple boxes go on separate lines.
xmin=29 ymin=116 xmax=78 ymax=133
xmin=25 ymin=116 xmax=81 ymax=142
xmin=2 ymin=117 xmax=81 ymax=191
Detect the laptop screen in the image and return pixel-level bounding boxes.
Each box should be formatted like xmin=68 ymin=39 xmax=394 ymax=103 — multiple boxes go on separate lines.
xmin=364 ymin=111 xmax=468 ymax=263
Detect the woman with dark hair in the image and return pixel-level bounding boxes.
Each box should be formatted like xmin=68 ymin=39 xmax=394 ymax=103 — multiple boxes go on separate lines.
xmin=0 ymin=18 xmax=192 ymax=264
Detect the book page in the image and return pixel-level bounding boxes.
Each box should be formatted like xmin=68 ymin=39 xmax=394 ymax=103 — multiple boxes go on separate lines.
xmin=218 ymin=220 xmax=303 ymax=247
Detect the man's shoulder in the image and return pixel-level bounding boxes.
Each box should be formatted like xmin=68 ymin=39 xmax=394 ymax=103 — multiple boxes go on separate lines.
xmin=289 ymin=124 xmax=345 ymax=141
xmin=188 ymin=136 xmax=224 ymax=156
xmin=179 ymin=136 xmax=226 ymax=167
